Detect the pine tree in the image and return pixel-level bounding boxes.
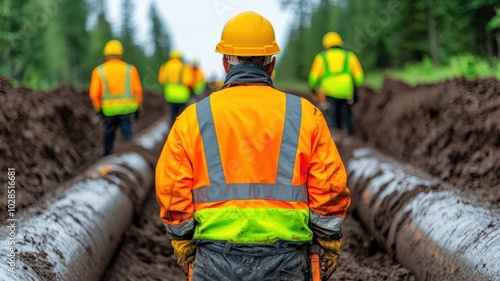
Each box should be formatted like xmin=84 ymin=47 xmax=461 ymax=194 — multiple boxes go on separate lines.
xmin=149 ymin=3 xmax=171 ymax=63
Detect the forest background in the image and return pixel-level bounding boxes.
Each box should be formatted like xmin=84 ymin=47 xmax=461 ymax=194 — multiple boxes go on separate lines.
xmin=1 ymin=0 xmax=499 ymax=91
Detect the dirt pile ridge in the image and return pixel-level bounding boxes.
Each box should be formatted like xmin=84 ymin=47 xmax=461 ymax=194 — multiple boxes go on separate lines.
xmin=354 ymin=77 xmax=500 ymax=206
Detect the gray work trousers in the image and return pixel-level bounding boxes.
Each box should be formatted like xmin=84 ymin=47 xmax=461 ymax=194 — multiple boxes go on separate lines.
xmin=191 ymin=241 xmax=309 ymax=281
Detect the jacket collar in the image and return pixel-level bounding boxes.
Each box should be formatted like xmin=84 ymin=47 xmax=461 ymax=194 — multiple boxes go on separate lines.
xmin=222 ymin=65 xmax=274 ymax=89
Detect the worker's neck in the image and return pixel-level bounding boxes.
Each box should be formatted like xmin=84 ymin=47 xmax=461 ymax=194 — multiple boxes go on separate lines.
xmin=105 ymin=56 xmax=122 ymax=61
xmin=222 ymin=64 xmax=273 ymax=89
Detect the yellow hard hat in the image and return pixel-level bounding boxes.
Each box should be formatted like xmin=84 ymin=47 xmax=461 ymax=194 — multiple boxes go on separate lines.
xmin=103 ymin=40 xmax=123 ymax=56
xmin=169 ymin=50 xmax=182 ymax=59
xmin=322 ymin=32 xmax=344 ymax=48
xmin=215 ymin=11 xmax=280 ymax=56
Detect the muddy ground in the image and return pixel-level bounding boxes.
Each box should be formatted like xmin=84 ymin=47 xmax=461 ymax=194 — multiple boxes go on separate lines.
xmin=2 ymin=75 xmax=498 ymax=280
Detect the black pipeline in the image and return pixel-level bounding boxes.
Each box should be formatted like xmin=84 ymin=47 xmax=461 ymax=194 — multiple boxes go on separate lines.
xmin=342 ymin=143 xmax=500 ymax=281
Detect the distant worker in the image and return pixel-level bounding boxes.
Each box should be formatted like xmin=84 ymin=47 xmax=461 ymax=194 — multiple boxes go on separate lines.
xmin=158 ymin=50 xmax=194 ymax=123
xmin=89 ymin=39 xmax=142 ymax=156
xmin=190 ymin=58 xmax=207 ymax=96
xmin=207 ymin=74 xmax=224 ymax=91
xmin=156 ymin=11 xmax=350 ymax=281
xmin=308 ymin=32 xmax=364 ymax=135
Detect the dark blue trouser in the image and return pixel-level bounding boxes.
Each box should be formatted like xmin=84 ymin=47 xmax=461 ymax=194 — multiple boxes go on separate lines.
xmin=326 ymin=96 xmax=355 ymax=135
xmin=170 ymin=102 xmax=186 ymax=124
xmin=103 ymin=114 xmax=132 ymax=156
xmin=191 ymin=241 xmax=309 ymax=281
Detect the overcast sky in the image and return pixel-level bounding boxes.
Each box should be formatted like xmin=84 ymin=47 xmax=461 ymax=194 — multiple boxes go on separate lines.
xmin=105 ymin=0 xmax=295 ymax=80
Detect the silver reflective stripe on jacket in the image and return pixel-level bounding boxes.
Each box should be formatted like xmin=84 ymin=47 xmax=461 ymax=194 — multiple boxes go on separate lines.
xmin=164 ymin=218 xmax=195 ymax=239
xmin=276 ymin=93 xmax=302 ymax=185
xmin=309 ymin=211 xmax=344 ymax=234
xmin=193 ymin=183 xmax=307 ymax=203
xmin=196 ymin=96 xmax=226 ymax=185
xmin=194 ymin=93 xmax=305 ymax=203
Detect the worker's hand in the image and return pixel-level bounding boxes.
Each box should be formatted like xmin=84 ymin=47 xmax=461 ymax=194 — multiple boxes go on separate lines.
xmin=134 ymin=110 xmax=140 ymax=120
xmin=315 ymin=237 xmax=341 ymax=281
xmin=171 ymin=239 xmax=197 ymax=277
xmin=92 ymin=111 xmax=103 ymax=125
xmin=311 ymin=90 xmax=319 ymax=102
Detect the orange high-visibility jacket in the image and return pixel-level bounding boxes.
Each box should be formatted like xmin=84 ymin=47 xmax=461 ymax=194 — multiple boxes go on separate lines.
xmin=89 ymin=59 xmax=143 ymax=116
xmin=191 ymin=66 xmax=206 ymax=95
xmin=156 ymin=85 xmax=350 ymax=243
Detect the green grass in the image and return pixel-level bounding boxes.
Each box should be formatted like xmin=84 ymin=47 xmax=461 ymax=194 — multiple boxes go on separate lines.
xmin=364 ymin=72 xmax=384 ymax=90
xmin=388 ymin=55 xmax=500 ymax=86
xmin=273 ymin=54 xmax=500 ymax=93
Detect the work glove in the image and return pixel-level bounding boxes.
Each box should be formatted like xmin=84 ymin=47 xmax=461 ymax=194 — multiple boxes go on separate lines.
xmin=315 ymin=237 xmax=341 ymax=281
xmin=134 ymin=110 xmax=140 ymax=120
xmin=171 ymin=239 xmax=197 ymax=277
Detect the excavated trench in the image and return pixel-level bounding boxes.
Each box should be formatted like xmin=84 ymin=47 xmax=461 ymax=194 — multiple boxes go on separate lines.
xmin=1 ymin=76 xmax=499 ymax=280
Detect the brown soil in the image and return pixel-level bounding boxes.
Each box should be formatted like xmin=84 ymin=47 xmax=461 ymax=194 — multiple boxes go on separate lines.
xmin=353 ymin=77 xmax=500 ymax=207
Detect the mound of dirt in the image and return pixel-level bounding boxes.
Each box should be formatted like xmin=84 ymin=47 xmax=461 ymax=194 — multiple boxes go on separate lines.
xmin=353 ymin=77 xmax=500 ymax=206
xmin=0 ymin=75 xmax=168 ymax=219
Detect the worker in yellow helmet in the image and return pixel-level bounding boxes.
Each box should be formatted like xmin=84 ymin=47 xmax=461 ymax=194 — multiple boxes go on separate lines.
xmin=187 ymin=58 xmax=207 ymax=97
xmin=158 ymin=50 xmax=194 ymax=123
xmin=89 ymin=39 xmax=143 ymax=156
xmin=156 ymin=11 xmax=349 ymax=281
xmin=308 ymin=32 xmax=364 ymax=135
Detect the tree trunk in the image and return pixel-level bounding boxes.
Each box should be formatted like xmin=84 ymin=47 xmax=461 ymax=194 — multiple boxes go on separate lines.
xmin=427 ymin=0 xmax=438 ymax=65
xmin=496 ymin=31 xmax=500 ymax=59
xmin=393 ymin=31 xmax=401 ymax=68
xmin=486 ymin=31 xmax=494 ymax=67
